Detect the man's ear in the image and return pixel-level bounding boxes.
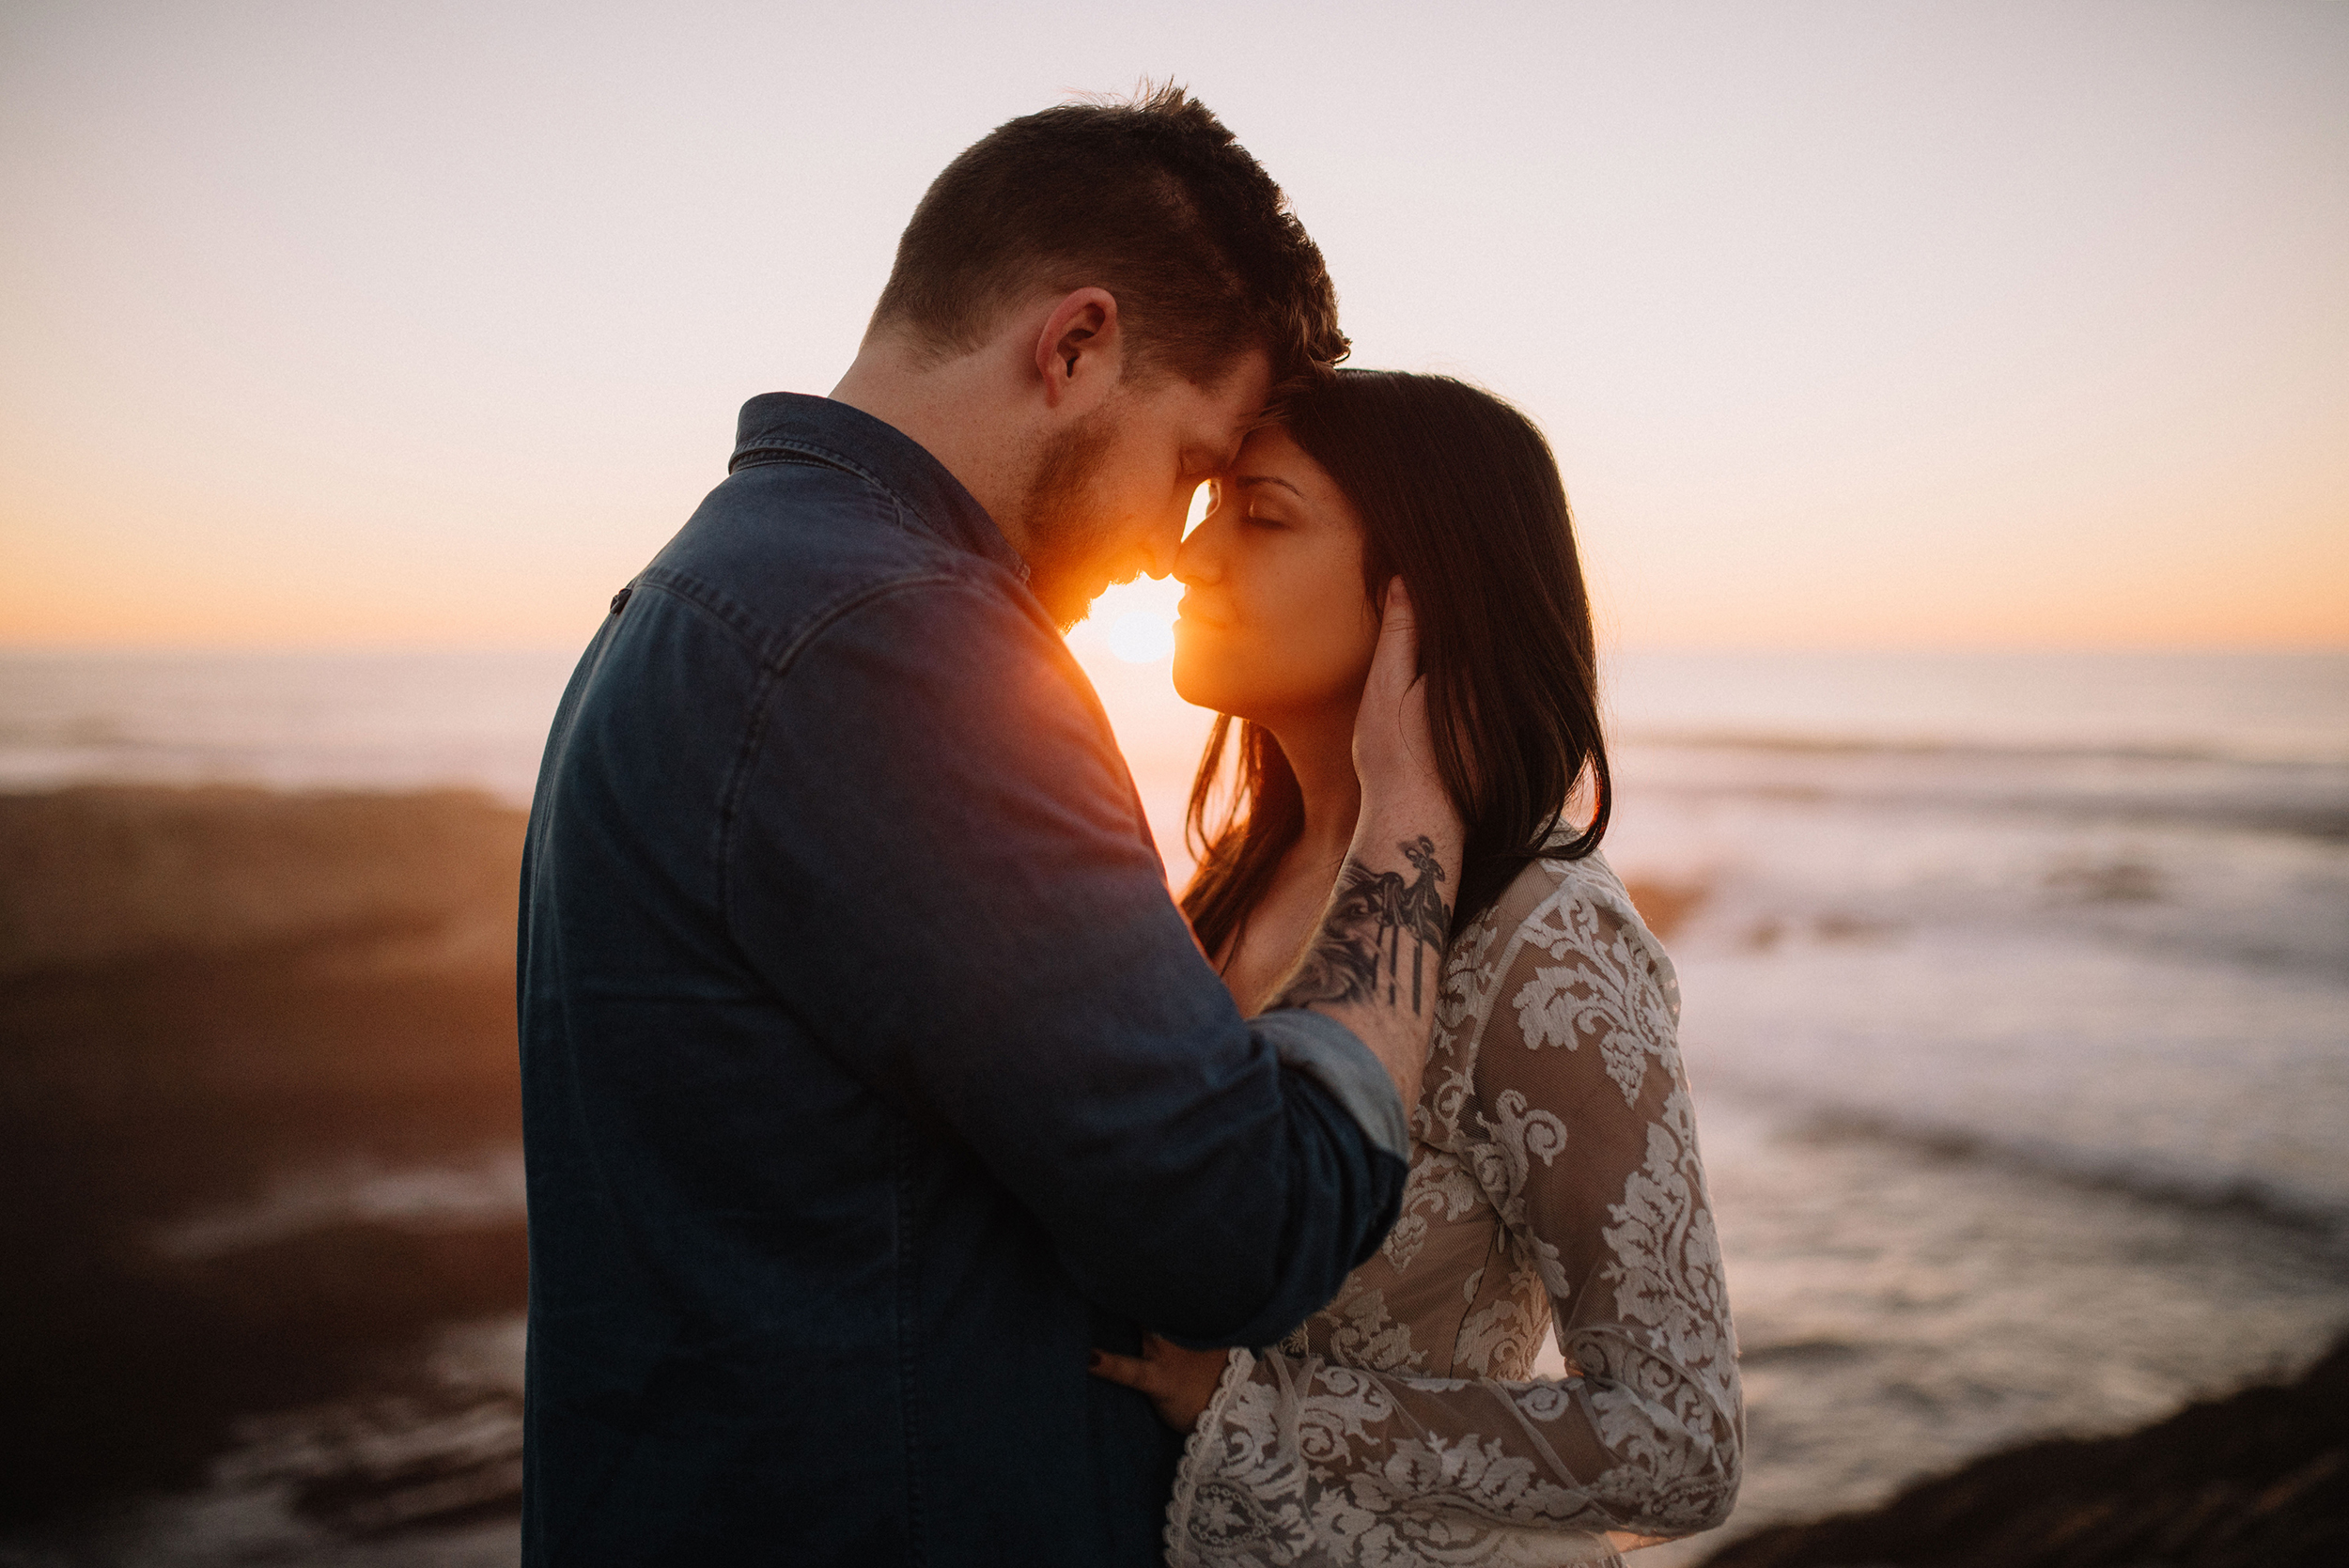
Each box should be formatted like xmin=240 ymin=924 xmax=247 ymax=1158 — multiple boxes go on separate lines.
xmin=1033 ymin=287 xmax=1122 ymax=410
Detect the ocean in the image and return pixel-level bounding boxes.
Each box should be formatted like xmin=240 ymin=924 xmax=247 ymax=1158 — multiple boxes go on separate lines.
xmin=3 ymin=642 xmax=2345 ymax=1563
xmin=1580 ymin=650 xmax=2349 ymax=1560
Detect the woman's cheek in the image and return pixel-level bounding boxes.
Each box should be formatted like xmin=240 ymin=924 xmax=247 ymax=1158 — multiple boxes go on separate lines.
xmin=1289 ymin=590 xmax=1376 ymax=704
xmin=1174 ymin=619 xmax=1284 ymax=719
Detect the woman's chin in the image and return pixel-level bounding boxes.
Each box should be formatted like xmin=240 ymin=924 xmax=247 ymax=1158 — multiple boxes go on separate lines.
xmin=1171 ymin=648 xmax=1244 ymax=719
xmin=1169 ymin=650 xmax=1216 ymax=711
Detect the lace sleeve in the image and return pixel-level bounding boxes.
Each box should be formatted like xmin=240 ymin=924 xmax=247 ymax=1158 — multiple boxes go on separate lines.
xmin=1166 ymin=866 xmax=1743 ymax=1566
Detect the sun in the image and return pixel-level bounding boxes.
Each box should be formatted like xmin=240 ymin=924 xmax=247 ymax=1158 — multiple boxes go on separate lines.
xmin=1066 ymin=481 xmax=1217 ymax=665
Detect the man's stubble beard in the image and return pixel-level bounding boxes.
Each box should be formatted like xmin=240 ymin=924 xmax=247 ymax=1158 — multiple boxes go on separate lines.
xmin=1018 ymin=408 xmax=1124 ymax=631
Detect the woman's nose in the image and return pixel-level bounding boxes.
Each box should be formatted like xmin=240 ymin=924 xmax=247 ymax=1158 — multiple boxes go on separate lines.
xmin=1174 ymin=522 xmax=1221 ymax=586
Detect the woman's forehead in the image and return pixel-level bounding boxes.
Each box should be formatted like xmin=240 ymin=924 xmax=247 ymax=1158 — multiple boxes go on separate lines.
xmin=1233 ymin=426 xmax=1336 ymax=500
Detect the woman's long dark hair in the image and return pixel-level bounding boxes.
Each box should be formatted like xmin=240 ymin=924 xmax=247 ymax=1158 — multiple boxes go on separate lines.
xmin=1180 ymin=370 xmax=1610 ymax=961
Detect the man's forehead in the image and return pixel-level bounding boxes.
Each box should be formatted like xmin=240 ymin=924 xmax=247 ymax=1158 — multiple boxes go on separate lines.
xmin=1224 ymin=346 xmax=1276 ymax=406
xmin=1133 ymin=347 xmax=1272 ymax=458
xmin=1202 ymin=349 xmax=1276 ymax=445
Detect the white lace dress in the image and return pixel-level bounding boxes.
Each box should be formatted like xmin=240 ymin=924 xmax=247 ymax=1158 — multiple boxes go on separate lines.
xmin=1166 ymin=850 xmax=1744 ymax=1567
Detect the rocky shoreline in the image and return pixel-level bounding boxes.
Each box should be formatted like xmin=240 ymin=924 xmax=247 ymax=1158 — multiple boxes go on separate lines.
xmin=0 ymin=787 xmax=532 ymax=1547
xmin=1699 ymin=1330 xmax=2349 ymax=1567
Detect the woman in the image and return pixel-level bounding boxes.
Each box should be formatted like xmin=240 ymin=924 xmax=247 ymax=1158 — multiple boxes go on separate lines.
xmin=1092 ymin=372 xmax=1743 ymax=1565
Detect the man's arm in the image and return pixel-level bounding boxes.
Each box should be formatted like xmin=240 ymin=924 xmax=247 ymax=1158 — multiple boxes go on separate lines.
xmin=721 ymin=571 xmax=1410 ymax=1347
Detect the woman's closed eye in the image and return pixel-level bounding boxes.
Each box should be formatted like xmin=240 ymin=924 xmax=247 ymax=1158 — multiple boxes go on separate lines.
xmin=1228 ymin=474 xmax=1306 ymax=530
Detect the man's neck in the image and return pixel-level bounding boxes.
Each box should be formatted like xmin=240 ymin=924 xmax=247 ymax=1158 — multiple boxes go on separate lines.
xmin=829 ymin=335 xmax=1034 ymax=536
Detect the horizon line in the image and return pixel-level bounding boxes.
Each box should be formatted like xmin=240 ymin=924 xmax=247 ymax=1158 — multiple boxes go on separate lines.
xmin=4 ymin=638 xmax=2348 ymax=660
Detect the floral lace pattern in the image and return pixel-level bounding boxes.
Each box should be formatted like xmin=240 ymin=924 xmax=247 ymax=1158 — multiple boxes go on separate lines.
xmin=1166 ymin=851 xmax=1743 ymax=1566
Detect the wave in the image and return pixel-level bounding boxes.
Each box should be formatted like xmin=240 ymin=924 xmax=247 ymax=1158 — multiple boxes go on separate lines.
xmin=1660 ymin=785 xmax=2349 ymax=843
xmin=1617 ymin=727 xmax=2349 ymax=769
xmin=1612 ymin=733 xmax=2349 ymax=840
xmin=1762 ymin=1098 xmax=2349 ymax=1240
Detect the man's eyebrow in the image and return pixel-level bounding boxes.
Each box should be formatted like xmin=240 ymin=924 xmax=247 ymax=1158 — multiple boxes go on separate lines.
xmin=1230 ymin=474 xmax=1303 ymax=497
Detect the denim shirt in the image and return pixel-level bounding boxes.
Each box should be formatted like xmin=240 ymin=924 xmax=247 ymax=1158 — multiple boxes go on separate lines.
xmin=518 ymin=394 xmax=1409 ymax=1566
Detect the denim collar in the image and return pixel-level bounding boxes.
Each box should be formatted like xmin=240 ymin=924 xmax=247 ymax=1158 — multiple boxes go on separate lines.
xmin=729 ymin=392 xmax=1028 ymax=582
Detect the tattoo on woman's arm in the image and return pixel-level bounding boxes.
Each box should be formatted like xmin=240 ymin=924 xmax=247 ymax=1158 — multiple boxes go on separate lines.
xmin=1268 ymin=836 xmax=1454 ymax=1014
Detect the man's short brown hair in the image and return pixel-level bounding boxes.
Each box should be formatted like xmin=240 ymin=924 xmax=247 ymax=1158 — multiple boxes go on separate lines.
xmin=869 ymin=85 xmax=1348 ymax=391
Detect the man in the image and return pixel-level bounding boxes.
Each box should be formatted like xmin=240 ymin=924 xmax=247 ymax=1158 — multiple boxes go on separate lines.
xmin=519 ymin=87 xmax=1463 ymax=1564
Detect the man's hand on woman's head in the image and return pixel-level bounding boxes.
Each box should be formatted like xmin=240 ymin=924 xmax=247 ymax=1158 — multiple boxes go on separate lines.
xmin=1088 ymin=1335 xmax=1234 ymax=1433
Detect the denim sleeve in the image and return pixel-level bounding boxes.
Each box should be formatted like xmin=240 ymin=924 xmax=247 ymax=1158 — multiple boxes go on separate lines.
xmin=722 ymin=575 xmax=1407 ymax=1345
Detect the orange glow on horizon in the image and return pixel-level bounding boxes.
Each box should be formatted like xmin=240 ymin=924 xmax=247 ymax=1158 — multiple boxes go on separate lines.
xmin=4 ymin=5 xmax=2344 ymax=655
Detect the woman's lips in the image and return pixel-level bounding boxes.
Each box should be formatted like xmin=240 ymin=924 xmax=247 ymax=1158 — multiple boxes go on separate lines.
xmin=1175 ymin=595 xmax=1233 ymax=631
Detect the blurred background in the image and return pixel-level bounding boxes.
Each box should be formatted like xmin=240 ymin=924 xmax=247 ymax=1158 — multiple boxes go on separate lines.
xmin=3 ymin=2 xmax=2343 ymax=1563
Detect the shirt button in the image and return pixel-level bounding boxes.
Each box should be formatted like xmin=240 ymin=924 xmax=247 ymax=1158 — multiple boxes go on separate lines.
xmin=610 ymin=587 xmax=632 ymax=613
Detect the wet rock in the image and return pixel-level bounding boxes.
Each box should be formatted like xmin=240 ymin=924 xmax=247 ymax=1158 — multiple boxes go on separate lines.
xmin=1699 ymin=1330 xmax=2349 ymax=1567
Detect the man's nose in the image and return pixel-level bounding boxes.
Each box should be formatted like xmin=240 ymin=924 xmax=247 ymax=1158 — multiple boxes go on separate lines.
xmin=1139 ymin=509 xmax=1186 ymax=580
xmin=1141 ymin=535 xmax=1178 ymax=581
xmin=1147 ymin=478 xmax=1221 ymax=580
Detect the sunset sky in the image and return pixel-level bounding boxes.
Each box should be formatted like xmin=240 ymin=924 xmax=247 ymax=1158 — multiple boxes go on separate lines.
xmin=3 ymin=0 xmax=2343 ymax=650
